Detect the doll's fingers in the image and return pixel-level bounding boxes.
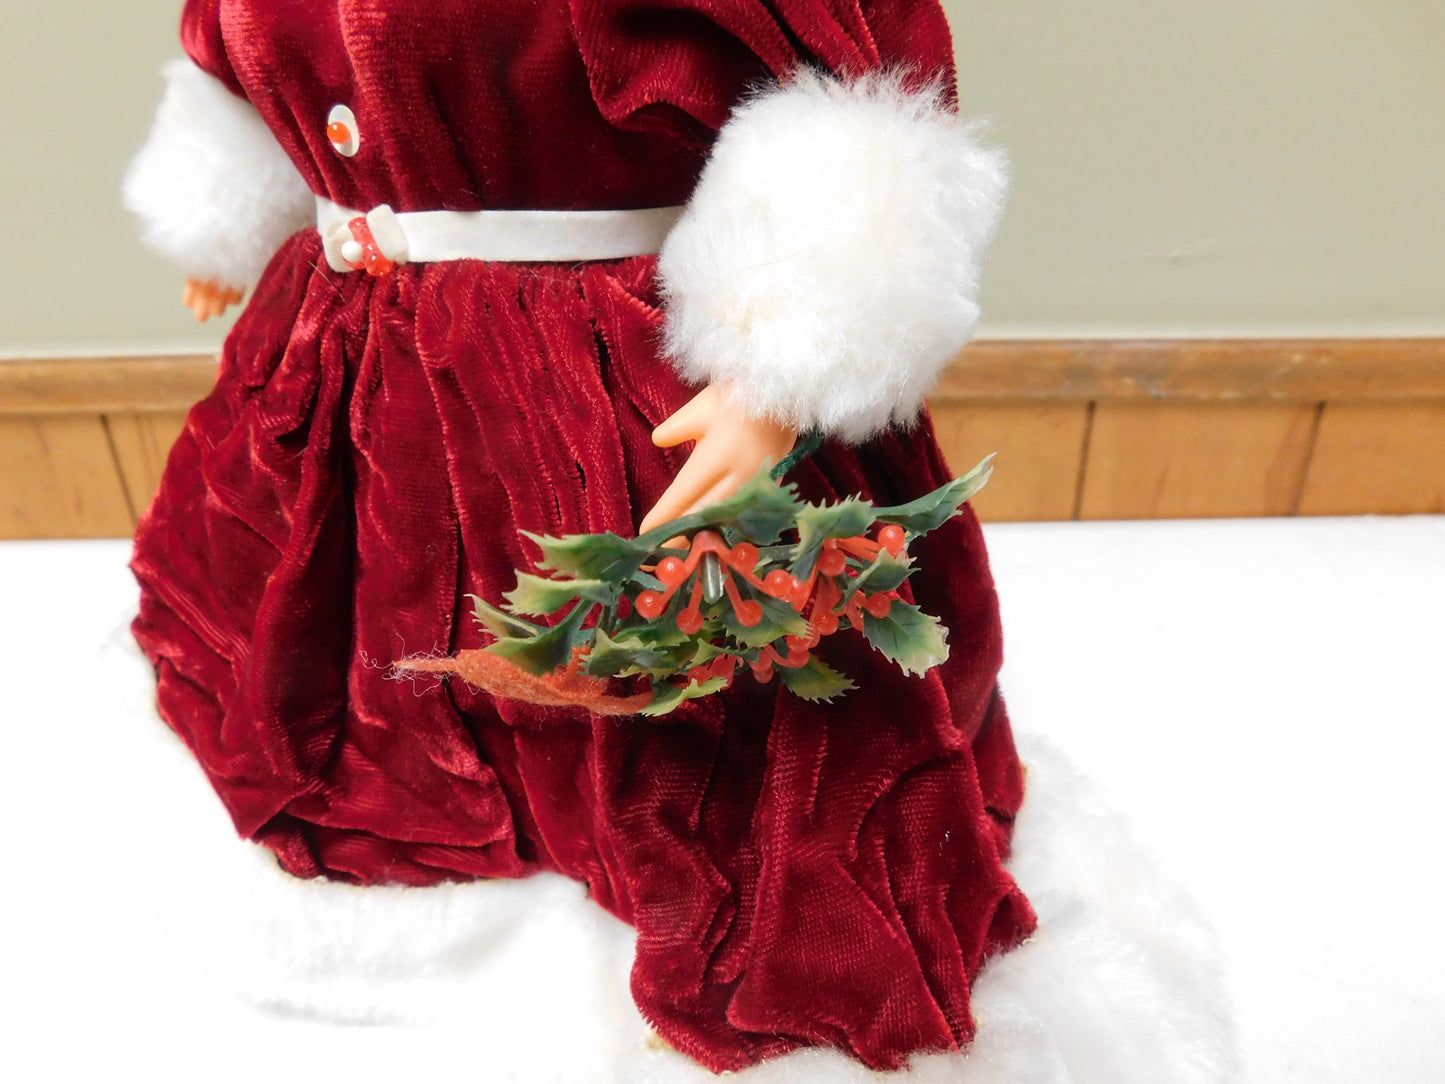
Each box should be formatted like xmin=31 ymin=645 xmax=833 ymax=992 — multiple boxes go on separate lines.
xmin=183 ymin=281 xmax=208 ymax=321
xmin=185 ymin=278 xmax=214 ymax=321
xmin=652 ymin=386 xmax=720 ymax=448
xmin=681 ymin=472 xmax=743 ymax=517
xmin=639 ymin=470 xmax=719 ymax=533
xmin=640 ymin=452 xmax=727 ymax=533
xmin=651 ymin=403 xmax=706 ymax=448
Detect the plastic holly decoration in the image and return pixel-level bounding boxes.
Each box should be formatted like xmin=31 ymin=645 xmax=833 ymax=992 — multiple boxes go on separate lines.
xmin=399 ymin=456 xmax=994 ymax=717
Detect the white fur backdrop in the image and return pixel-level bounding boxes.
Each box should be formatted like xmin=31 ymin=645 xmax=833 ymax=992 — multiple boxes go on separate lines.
xmin=124 ymin=60 xmax=314 ymax=288
xmin=117 ymin=693 xmax=1238 ymax=1083
xmin=16 ymin=518 xmax=1443 ymax=1081
xmin=107 ymin=642 xmax=1237 ymax=1083
xmin=658 ymin=70 xmax=1007 ymax=442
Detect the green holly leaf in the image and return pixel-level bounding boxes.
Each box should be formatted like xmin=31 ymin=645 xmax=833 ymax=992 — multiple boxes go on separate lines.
xmin=776 ymin=656 xmax=856 ymax=703
xmin=710 ymin=469 xmax=805 ymax=543
xmin=583 ymin=628 xmax=642 ymax=678
xmin=504 ymin=573 xmax=620 ymax=616
xmin=637 ymin=467 xmax=803 ymax=549
xmin=485 ymin=606 xmax=590 ymax=676
xmin=524 ymin=530 xmax=652 ymax=581
xmin=470 ymin=594 xmax=547 ymax=639
xmin=861 ymin=602 xmax=950 ymax=677
xmin=849 ymin=550 xmax=914 ymax=596
xmin=872 ymin=456 xmax=993 ymax=536
xmin=719 ymin=592 xmax=810 ymax=647
xmin=584 ymin=626 xmax=691 ymax=678
xmin=614 ymin=617 xmax=697 ymax=650
xmin=792 ymin=496 xmax=876 ymax=579
xmin=681 ymin=640 xmax=730 ymax=670
xmin=629 ymin=569 xmax=666 ymax=592
xmin=640 ymin=675 xmax=730 ymax=717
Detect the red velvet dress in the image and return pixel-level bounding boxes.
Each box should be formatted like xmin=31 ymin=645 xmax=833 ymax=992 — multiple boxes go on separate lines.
xmin=133 ymin=0 xmax=1035 ymax=1071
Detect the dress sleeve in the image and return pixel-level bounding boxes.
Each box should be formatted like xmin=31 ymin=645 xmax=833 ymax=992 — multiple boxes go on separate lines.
xmin=576 ymin=0 xmax=1006 ymax=443
xmin=123 ymin=0 xmax=313 ymax=289
xmin=179 ymin=0 xmax=245 ymax=96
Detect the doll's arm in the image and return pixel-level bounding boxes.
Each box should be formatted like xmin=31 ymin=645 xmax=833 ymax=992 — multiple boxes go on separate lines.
xmin=656 ymin=69 xmax=1006 ymax=444
xmin=641 ymin=69 xmax=1005 ymax=525
xmin=181 ymin=278 xmax=245 ymax=322
xmin=124 ymin=59 xmax=313 ymax=318
xmin=639 ymin=384 xmax=796 ymax=532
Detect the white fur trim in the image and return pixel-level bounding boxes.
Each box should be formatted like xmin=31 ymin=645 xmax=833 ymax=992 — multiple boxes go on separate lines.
xmin=124 ymin=59 xmax=314 ymax=288
xmin=657 ymin=70 xmax=1007 ymax=442
xmin=129 ymin=694 xmax=1238 ymax=1081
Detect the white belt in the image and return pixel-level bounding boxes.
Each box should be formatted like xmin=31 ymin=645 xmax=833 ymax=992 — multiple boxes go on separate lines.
xmin=315 ymin=196 xmax=684 ymax=272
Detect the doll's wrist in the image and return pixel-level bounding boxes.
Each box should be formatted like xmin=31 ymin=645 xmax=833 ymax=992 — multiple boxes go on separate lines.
xmin=657 ymin=69 xmax=1006 ymax=444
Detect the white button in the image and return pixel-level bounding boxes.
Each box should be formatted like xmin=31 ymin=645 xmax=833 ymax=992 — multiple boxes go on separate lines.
xmin=326 ymin=104 xmax=360 ymax=157
xmin=340 ymin=239 xmax=364 ymax=264
xmin=365 ymin=205 xmax=409 ymax=263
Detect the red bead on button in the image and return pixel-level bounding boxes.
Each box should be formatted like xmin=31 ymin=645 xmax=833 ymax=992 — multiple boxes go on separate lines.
xmin=327 ymin=104 xmax=360 ymax=157
xmin=343 ymin=217 xmax=396 ymax=277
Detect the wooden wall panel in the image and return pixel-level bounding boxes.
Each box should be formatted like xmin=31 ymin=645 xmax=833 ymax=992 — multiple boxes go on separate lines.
xmin=106 ymin=411 xmax=190 ymax=522
xmin=931 ymin=402 xmax=1091 ymax=521
xmin=0 ymin=415 xmax=135 ymax=539
xmin=1078 ymin=402 xmax=1318 ymax=519
xmin=937 ymin=339 xmax=1445 ymax=402
xmin=1298 ymin=401 xmax=1445 ymax=516
xmin=3 ymin=343 xmax=1442 ymax=535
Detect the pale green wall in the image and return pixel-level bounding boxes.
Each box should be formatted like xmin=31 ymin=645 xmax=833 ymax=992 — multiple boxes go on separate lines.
xmin=0 ymin=1 xmax=231 ymax=355
xmin=953 ymin=1 xmax=1445 ymax=337
xmin=1 ymin=0 xmax=1442 ymax=355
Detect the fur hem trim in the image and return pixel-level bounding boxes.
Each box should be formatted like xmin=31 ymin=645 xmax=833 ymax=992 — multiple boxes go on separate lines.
xmin=134 ymin=715 xmax=1239 ymax=1082
xmin=657 ymin=70 xmax=1007 ymax=443
xmin=123 ymin=60 xmax=314 ymax=288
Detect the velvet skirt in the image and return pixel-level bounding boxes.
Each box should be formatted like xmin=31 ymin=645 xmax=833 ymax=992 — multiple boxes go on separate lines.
xmin=132 ymin=233 xmax=1036 ymax=1072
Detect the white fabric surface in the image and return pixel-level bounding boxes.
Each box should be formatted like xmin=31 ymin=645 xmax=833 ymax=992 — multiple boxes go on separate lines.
xmin=3 ymin=516 xmax=1442 ymax=1082
xmin=314 ymin=198 xmax=685 ymax=266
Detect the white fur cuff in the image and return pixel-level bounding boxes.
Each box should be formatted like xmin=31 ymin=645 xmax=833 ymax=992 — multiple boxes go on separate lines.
xmin=124 ymin=60 xmax=314 ymax=289
xmin=658 ymin=71 xmax=1007 ymax=443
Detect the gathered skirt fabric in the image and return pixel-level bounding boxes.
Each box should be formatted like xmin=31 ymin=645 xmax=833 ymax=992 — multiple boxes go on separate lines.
xmin=132 ymin=233 xmax=1036 ymax=1071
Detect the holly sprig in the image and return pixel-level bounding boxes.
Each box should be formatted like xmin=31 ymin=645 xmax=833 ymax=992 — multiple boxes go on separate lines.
xmin=466 ymin=456 xmax=993 ymax=717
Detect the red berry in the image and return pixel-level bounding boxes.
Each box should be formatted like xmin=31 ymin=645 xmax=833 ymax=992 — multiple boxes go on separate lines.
xmin=814 ymin=611 xmax=839 ymax=636
xmin=735 ymin=600 xmax=764 ymax=627
xmin=678 ymin=609 xmax=705 ymax=635
xmin=656 ymin=556 xmax=688 ymax=587
xmin=762 ymin=569 xmax=794 ymax=598
xmin=635 ymin=590 xmax=665 ymax=619
xmin=865 ymin=594 xmax=894 ymax=619
xmin=878 ymin=524 xmax=907 ymax=556
xmin=729 ymin=543 xmax=759 ymax=571
xmin=819 ymin=549 xmax=848 ymax=577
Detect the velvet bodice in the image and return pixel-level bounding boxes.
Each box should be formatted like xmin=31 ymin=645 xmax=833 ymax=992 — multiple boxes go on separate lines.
xmin=181 ymin=0 xmax=958 ymax=212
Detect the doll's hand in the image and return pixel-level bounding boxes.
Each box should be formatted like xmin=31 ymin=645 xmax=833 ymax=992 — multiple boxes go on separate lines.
xmin=183 ymin=277 xmax=244 ymax=322
xmin=640 ymin=384 xmax=797 ymax=534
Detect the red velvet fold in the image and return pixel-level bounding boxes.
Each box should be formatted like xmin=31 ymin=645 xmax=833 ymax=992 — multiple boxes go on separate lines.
xmin=136 ymin=0 xmax=1034 ymax=1071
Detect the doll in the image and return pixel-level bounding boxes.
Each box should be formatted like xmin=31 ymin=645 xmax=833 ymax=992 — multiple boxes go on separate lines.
xmin=125 ymin=0 xmax=1031 ymax=1072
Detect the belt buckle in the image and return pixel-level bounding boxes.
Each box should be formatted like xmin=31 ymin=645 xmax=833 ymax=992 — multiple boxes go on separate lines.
xmin=321 ymin=204 xmax=409 ymax=276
